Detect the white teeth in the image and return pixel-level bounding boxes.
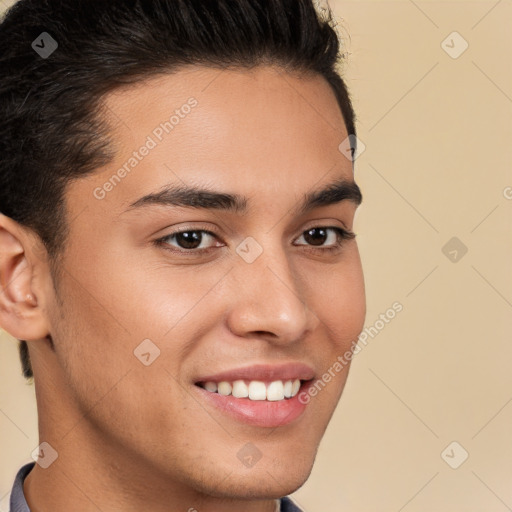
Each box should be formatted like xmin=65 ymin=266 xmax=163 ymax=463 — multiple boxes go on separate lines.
xmin=266 ymin=380 xmax=285 ymax=401
xmin=204 ymin=381 xmax=218 ymax=393
xmin=248 ymin=381 xmax=267 ymax=400
xmin=232 ymin=380 xmax=249 ymax=398
xmin=217 ymin=381 xmax=232 ymax=396
xmin=201 ymin=378 xmax=302 ymax=401
xmin=283 ymin=380 xmax=293 ymax=398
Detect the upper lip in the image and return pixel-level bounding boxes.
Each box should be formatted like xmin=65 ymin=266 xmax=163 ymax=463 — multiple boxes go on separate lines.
xmin=194 ymin=362 xmax=315 ymax=384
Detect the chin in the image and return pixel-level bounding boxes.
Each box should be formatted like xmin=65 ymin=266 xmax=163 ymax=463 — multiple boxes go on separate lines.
xmin=203 ymin=455 xmax=315 ymax=500
xmin=204 ymin=475 xmax=310 ymax=501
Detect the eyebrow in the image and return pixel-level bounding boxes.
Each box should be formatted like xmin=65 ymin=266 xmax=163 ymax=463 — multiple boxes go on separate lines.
xmin=123 ymin=177 xmax=362 ymax=215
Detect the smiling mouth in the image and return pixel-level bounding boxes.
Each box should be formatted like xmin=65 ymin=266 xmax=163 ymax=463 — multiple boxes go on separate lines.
xmin=195 ymin=378 xmax=310 ymax=402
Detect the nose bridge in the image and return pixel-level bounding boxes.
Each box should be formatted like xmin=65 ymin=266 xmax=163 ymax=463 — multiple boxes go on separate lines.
xmin=226 ymin=236 xmax=318 ymax=342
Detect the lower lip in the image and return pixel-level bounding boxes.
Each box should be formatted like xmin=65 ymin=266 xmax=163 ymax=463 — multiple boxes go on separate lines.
xmin=193 ymin=382 xmax=311 ymax=428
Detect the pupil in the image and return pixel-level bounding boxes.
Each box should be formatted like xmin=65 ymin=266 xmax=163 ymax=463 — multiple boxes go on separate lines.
xmin=177 ymin=231 xmax=202 ymax=249
xmin=304 ymin=228 xmax=327 ymax=246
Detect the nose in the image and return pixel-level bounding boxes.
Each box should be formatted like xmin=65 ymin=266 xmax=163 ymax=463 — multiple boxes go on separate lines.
xmin=225 ymin=241 xmax=320 ymax=345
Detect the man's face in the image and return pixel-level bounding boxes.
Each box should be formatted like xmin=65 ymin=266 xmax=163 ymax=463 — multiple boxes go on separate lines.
xmin=39 ymin=65 xmax=365 ymax=500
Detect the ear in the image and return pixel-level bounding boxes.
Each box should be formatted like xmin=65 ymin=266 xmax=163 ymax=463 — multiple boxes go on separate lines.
xmin=0 ymin=213 xmax=51 ymax=341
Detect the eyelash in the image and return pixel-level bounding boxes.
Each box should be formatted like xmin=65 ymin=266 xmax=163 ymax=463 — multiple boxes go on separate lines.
xmin=153 ymin=225 xmax=355 ymax=256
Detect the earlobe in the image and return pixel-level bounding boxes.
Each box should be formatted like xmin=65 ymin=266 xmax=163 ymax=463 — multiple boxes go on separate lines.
xmin=25 ymin=293 xmax=37 ymax=306
xmin=0 ymin=213 xmax=50 ymax=341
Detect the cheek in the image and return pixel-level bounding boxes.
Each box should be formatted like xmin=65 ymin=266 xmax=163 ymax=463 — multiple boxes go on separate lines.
xmin=48 ymin=278 xmax=129 ymax=403
xmin=115 ymin=263 xmax=228 ymax=342
xmin=309 ymin=250 xmax=366 ymax=347
xmin=47 ymin=273 xmax=188 ymax=447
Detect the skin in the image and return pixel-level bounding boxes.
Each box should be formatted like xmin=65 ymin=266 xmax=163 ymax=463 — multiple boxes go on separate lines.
xmin=0 ymin=65 xmax=365 ymax=512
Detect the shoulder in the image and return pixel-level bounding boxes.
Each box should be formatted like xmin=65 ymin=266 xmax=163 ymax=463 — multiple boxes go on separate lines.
xmin=281 ymin=496 xmax=306 ymax=512
xmin=9 ymin=462 xmax=35 ymax=512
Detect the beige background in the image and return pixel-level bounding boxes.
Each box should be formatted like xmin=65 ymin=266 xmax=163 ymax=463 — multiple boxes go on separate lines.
xmin=1 ymin=0 xmax=511 ymax=510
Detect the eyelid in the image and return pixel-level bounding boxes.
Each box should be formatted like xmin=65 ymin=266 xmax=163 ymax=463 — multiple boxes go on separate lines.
xmin=300 ymin=218 xmax=352 ymax=234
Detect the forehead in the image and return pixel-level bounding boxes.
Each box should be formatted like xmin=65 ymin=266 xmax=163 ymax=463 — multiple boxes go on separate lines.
xmin=103 ymin=64 xmax=344 ymax=129
xmin=77 ymin=65 xmax=354 ymax=217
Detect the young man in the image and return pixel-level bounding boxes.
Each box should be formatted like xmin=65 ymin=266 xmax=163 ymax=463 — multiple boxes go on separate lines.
xmin=0 ymin=1 xmax=365 ymax=510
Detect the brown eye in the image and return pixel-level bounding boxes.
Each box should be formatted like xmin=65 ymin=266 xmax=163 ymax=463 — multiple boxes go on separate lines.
xmin=156 ymin=229 xmax=220 ymax=252
xmin=295 ymin=226 xmax=354 ymax=249
xmin=302 ymin=227 xmax=330 ymax=246
xmin=174 ymin=231 xmax=204 ymax=249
